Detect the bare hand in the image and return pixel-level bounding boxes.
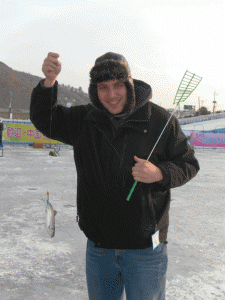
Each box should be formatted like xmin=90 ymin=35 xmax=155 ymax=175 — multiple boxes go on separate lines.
xmin=42 ymin=52 xmax=61 ymax=87
xmin=132 ymin=156 xmax=163 ymax=184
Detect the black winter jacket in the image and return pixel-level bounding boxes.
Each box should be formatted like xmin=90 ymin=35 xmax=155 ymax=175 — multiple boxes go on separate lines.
xmin=30 ymin=79 xmax=200 ymax=249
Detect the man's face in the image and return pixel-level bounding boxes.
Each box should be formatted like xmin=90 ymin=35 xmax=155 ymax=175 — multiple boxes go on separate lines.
xmin=97 ymin=79 xmax=127 ymax=115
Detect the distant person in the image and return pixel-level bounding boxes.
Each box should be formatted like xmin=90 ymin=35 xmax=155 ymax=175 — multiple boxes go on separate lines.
xmin=30 ymin=52 xmax=200 ymax=300
xmin=0 ymin=118 xmax=3 ymax=145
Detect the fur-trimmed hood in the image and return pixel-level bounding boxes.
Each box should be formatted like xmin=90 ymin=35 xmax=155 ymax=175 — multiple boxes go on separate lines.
xmin=88 ymin=52 xmax=143 ymax=118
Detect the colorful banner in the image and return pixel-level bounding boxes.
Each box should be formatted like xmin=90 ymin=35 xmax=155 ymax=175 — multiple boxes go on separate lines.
xmin=191 ymin=132 xmax=225 ymax=147
xmin=2 ymin=122 xmax=62 ymax=144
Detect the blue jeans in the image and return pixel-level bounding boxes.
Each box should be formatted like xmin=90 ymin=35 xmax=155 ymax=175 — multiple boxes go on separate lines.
xmin=86 ymin=239 xmax=168 ymax=300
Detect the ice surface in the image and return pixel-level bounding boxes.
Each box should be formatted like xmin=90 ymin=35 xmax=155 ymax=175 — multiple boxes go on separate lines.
xmin=0 ymin=145 xmax=225 ymax=299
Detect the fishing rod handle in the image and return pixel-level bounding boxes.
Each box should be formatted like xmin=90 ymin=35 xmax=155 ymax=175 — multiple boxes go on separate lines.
xmin=126 ymin=181 xmax=138 ymax=201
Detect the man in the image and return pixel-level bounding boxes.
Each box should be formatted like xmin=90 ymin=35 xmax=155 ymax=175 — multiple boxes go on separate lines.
xmin=30 ymin=52 xmax=200 ymax=300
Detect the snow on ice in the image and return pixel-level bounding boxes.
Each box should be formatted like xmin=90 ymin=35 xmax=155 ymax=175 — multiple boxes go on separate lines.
xmin=0 ymin=141 xmax=224 ymax=299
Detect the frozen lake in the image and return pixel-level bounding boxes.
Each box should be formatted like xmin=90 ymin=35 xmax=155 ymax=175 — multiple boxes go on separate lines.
xmin=0 ymin=145 xmax=225 ymax=299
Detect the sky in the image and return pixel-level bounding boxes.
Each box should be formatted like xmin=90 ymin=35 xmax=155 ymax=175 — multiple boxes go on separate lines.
xmin=1 ymin=0 xmax=225 ymax=111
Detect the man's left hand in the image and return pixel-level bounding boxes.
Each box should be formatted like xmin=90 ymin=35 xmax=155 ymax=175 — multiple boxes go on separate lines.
xmin=132 ymin=156 xmax=163 ymax=184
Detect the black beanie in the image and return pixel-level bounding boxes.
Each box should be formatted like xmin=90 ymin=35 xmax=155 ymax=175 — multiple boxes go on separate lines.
xmin=88 ymin=52 xmax=136 ymax=117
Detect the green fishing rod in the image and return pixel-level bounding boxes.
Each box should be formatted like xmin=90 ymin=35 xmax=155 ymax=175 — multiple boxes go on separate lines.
xmin=126 ymin=70 xmax=203 ymax=201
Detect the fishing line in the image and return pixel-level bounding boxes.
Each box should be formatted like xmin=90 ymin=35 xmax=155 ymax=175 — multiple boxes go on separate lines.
xmin=49 ymin=88 xmax=55 ymax=156
xmin=45 ymin=89 xmax=57 ymax=238
xmin=49 ymin=87 xmax=60 ymax=156
xmin=45 ymin=88 xmax=54 ymax=215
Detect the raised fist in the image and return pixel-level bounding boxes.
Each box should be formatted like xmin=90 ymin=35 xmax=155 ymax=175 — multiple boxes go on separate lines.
xmin=42 ymin=52 xmax=61 ymax=87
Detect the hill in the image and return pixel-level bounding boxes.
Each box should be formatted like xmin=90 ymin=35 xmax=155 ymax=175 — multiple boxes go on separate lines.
xmin=0 ymin=62 xmax=90 ymax=110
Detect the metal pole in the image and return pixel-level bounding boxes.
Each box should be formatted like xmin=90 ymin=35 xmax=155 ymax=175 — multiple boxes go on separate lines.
xmin=213 ymin=91 xmax=218 ymax=113
xmin=9 ymin=91 xmax=12 ymax=119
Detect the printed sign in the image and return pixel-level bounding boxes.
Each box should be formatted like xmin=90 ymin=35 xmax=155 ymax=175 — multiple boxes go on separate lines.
xmin=184 ymin=105 xmax=193 ymax=110
xmin=191 ymin=132 xmax=225 ymax=147
xmin=2 ymin=122 xmax=62 ymax=144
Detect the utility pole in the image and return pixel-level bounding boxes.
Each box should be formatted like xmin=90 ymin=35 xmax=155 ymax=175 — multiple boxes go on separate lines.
xmin=201 ymin=100 xmax=204 ymax=108
xmin=213 ymin=91 xmax=218 ymax=113
xmin=9 ymin=91 xmax=12 ymax=119
xmin=198 ymin=96 xmax=201 ymax=115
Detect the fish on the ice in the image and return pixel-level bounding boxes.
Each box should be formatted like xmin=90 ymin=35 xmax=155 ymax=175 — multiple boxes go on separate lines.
xmin=46 ymin=202 xmax=57 ymax=238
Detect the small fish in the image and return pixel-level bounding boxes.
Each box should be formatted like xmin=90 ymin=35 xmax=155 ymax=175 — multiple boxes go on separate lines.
xmin=46 ymin=192 xmax=57 ymax=238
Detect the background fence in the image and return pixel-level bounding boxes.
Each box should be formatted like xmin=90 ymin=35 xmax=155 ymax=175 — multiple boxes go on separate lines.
xmin=1 ymin=115 xmax=225 ymax=149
